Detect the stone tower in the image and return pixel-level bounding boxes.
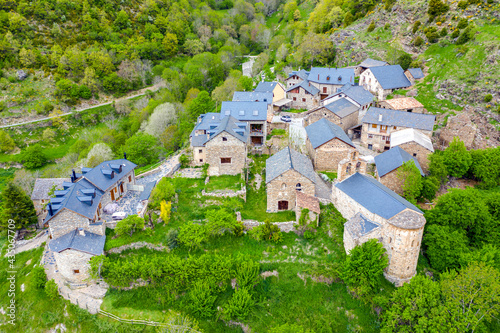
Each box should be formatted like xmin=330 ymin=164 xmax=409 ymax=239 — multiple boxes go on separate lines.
xmin=337 ymin=151 xmax=368 ymax=182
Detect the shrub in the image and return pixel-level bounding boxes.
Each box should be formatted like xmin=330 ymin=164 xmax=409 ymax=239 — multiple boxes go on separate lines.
xmin=115 ymin=215 xmax=145 ymax=237
xmin=21 ymin=145 xmax=48 ymax=169
xmin=165 ymin=229 xmax=179 ymax=249
xmin=367 ymin=21 xmax=376 ymax=32
xmin=451 ymin=29 xmax=460 ymax=38
xmin=425 ymin=27 xmax=440 ymax=43
xmin=32 ymin=266 xmax=47 ymax=289
xmin=178 ymin=223 xmax=209 ymax=249
xmin=428 ymin=0 xmax=449 ymax=18
xmin=179 ymin=154 xmax=190 ymax=168
xmin=457 ymin=0 xmax=468 ymax=9
xmin=397 ymin=53 xmax=412 ymax=70
xmin=457 ymin=18 xmax=468 ymax=29
xmin=412 ymin=21 xmax=421 ymax=34
xmin=45 ymin=279 xmax=59 ymax=300
xmin=160 ymin=200 xmax=172 ymax=224
xmin=223 ymin=288 xmax=255 ymax=320
xmin=414 ymin=36 xmax=424 ymax=46
xmin=440 ymin=27 xmax=448 ymax=36
xmin=235 ymin=260 xmax=260 ymax=289
xmin=384 ymin=23 xmax=390 ymax=30
xmin=484 ymin=94 xmax=493 ymax=103
xmin=187 ymin=281 xmax=217 ymax=318
xmin=0 ymin=130 xmax=16 ymax=153
xmin=249 ymin=220 xmax=283 ymax=243
xmin=456 ymin=25 xmax=474 ymax=45
xmin=149 ymin=178 xmax=175 ymax=210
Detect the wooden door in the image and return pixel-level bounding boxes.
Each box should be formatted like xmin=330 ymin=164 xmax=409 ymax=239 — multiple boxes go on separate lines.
xmin=111 ymin=190 xmax=115 ymax=201
xmin=278 ymin=200 xmax=288 ymax=211
xmin=120 ymin=183 xmax=124 ymax=193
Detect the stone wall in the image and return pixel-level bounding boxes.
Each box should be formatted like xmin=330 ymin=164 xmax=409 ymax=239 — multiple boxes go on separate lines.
xmin=361 ymin=123 xmax=432 ymax=152
xmin=99 ymin=170 xmax=136 ymax=208
xmin=201 ymin=186 xmax=246 ymax=201
xmin=243 ymin=220 xmax=296 ymax=233
xmin=378 ymin=169 xmax=405 ymax=195
xmin=54 ymin=249 xmax=94 ymax=284
xmin=49 ymin=209 xmax=106 ymax=239
xmin=267 ymin=169 xmax=315 ymax=212
xmin=343 ymin=224 xmax=382 ymax=254
xmin=397 ymin=142 xmax=431 ymax=173
xmin=309 ymin=82 xmax=343 ymax=99
xmin=360 ymin=70 xmax=387 ymax=100
xmin=378 ymin=100 xmax=424 ymax=113
xmin=304 ymin=107 xmax=359 ymax=131
xmin=192 ymin=146 xmax=207 ymax=166
xmin=307 ymin=138 xmax=356 ymax=171
xmin=287 ymin=86 xmax=319 ymax=110
xmin=205 ymin=131 xmax=247 ymax=176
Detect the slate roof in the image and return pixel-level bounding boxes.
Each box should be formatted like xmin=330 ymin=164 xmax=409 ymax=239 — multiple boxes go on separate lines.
xmin=362 ymin=107 xmax=435 ymax=131
xmin=369 ymin=65 xmax=412 ymax=90
xmin=324 ymin=98 xmax=359 ymax=118
xmin=31 ymin=178 xmax=71 ymax=200
xmin=265 ymin=147 xmax=316 ymax=184
xmin=305 ymin=118 xmax=355 ymax=149
xmin=358 ymin=58 xmax=388 ymax=68
xmin=83 ymin=159 xmax=137 ymax=192
xmin=286 ymin=80 xmax=320 ymax=95
xmin=338 ymin=85 xmax=374 ymax=106
xmin=220 ymin=101 xmax=268 ymax=121
xmin=308 ymin=67 xmax=355 ymax=85
xmin=407 ymin=68 xmax=424 ymax=79
xmin=191 ymin=115 xmax=249 ymax=147
xmin=374 ymin=146 xmax=424 ymax=177
xmin=49 ymin=228 xmax=105 ymax=256
xmin=233 ymin=91 xmax=273 ymax=104
xmin=345 ymin=212 xmax=381 ymax=239
xmin=44 ymin=179 xmax=104 ymax=224
xmin=296 ymin=191 xmax=320 ymax=214
xmin=382 ymin=97 xmax=423 ymax=110
xmin=287 ymin=69 xmax=309 ymax=81
xmin=390 ymin=128 xmax=434 ymax=152
xmin=335 ymin=173 xmax=422 ymax=220
xmin=255 ymin=81 xmax=281 ymax=92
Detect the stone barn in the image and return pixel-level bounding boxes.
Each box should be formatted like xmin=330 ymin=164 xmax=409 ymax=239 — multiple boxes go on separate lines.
xmin=266 ymin=147 xmax=316 ymax=212
xmin=374 ymin=147 xmax=424 ymax=195
xmin=332 ymin=172 xmax=426 ymax=286
xmin=378 ymin=97 xmax=424 ymax=114
xmin=404 ymin=68 xmax=425 ymax=85
xmin=390 ymin=128 xmax=434 ymax=172
xmin=305 ymin=118 xmax=357 ymax=171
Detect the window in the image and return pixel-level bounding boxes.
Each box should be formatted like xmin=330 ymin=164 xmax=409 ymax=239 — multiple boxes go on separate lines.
xmin=323 ymin=87 xmax=327 ymax=93
xmin=302 ymin=98 xmax=306 ymax=102
xmin=411 ymin=240 xmax=415 ymax=247
xmin=128 ymin=175 xmax=132 ymax=182
xmin=281 ymin=183 xmax=286 ymax=190
xmin=389 ymin=237 xmax=392 ymax=243
xmin=393 ymin=126 xmax=397 ymax=130
xmin=371 ymin=124 xmax=377 ymax=128
xmin=222 ymin=137 xmax=227 ymax=141
xmin=239 ymin=110 xmax=245 ymax=116
xmin=293 ymin=97 xmax=296 ymax=101
xmin=346 ymin=163 xmax=351 ymax=174
xmin=199 ymin=149 xmax=202 ymax=153
xmin=368 ymin=134 xmax=373 ymax=139
xmin=382 ymin=136 xmax=387 ymax=140
xmin=368 ymin=144 xmax=373 ymax=150
xmin=413 ymin=153 xmax=417 ymax=157
xmin=199 ymin=159 xmax=203 ymax=162
xmin=221 ymin=158 xmax=231 ymax=164
xmin=253 ymin=110 xmax=259 ymax=116
xmin=73 ymin=269 xmax=80 ymax=274
xmin=296 ymin=183 xmax=302 ymax=191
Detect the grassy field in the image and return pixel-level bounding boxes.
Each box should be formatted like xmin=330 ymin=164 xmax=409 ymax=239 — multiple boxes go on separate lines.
xmin=205 ymin=175 xmax=244 ymax=192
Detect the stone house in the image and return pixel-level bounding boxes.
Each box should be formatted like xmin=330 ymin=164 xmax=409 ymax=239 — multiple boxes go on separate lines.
xmin=374 ymin=147 xmax=424 ymax=195
xmin=286 ymin=80 xmax=320 ymax=110
xmin=359 ymin=65 xmax=412 ymax=100
xmin=49 ymin=228 xmax=105 ymax=285
xmin=305 ymin=67 xmax=355 ymax=101
xmin=378 ymin=97 xmax=424 ymax=113
xmin=332 ymin=172 xmax=426 ymax=286
xmin=361 ymin=107 xmax=436 ymax=152
xmin=320 ymin=84 xmax=375 ymax=124
xmin=404 ymin=68 xmax=425 ymax=85
xmin=355 ymin=58 xmax=388 ymax=76
xmin=220 ymin=101 xmax=268 ymax=147
xmin=295 ymin=190 xmax=320 ymax=227
xmin=305 ymin=119 xmax=357 ymax=171
xmin=285 ymin=69 xmax=309 ymax=88
xmin=265 ymin=147 xmax=316 ymax=212
xmin=304 ymin=98 xmax=359 ymax=130
xmin=390 ymin=128 xmax=434 ymax=172
xmin=31 ymin=178 xmax=70 ymax=227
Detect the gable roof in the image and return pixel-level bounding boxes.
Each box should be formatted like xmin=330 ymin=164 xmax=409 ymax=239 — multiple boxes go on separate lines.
xmin=374 ymin=146 xmax=424 ymax=177
xmin=305 ymin=118 xmax=355 ymax=149
xmin=323 ymin=98 xmax=359 ymax=118
xmin=369 ymin=65 xmax=412 ymax=90
xmin=82 ymin=159 xmax=137 ymax=192
xmin=31 ymin=178 xmax=71 ymax=200
xmin=407 ymin=68 xmax=424 ymax=79
xmin=233 ymin=91 xmax=273 ymax=104
xmin=286 ymin=80 xmax=320 ymax=95
xmin=49 ymin=228 xmax=105 ymax=256
xmin=255 ymin=81 xmax=284 ymax=92
xmin=265 ymin=147 xmax=316 ymax=184
xmin=362 ymin=107 xmax=435 ymax=131
xmin=390 ymin=128 xmax=434 ymax=152
xmin=308 ymin=67 xmax=355 ymax=85
xmin=335 ymin=173 xmax=423 ymax=220
xmin=382 ymin=97 xmax=423 ymax=110
xmin=207 ymin=115 xmax=248 ymax=144
xmin=337 ymin=85 xmax=374 ymax=106
xmin=287 ymin=69 xmax=309 ymax=81
xmin=220 ymin=101 xmax=268 ymax=121
xmin=358 ymin=58 xmax=388 ymax=68
xmin=345 ymin=212 xmax=381 ymax=239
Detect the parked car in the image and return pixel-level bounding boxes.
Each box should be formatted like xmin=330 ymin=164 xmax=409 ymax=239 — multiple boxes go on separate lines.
xmin=280 ymin=115 xmax=291 ymax=122
xmin=112 ymin=212 xmax=128 ymax=221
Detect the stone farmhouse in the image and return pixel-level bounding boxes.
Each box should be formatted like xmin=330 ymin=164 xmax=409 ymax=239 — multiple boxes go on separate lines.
xmin=378 ymin=97 xmax=424 ymax=113
xmin=332 ymin=172 xmax=426 ymax=286
xmin=374 ymin=147 xmax=424 ymax=195
xmin=361 ymin=107 xmax=436 ymax=152
xmin=355 ymin=58 xmax=388 ymax=76
xmin=286 ymin=80 xmax=320 ymax=110
xmin=189 ymin=114 xmax=249 ymax=176
xmin=266 ymin=147 xmax=316 ymax=212
xmin=390 ymin=128 xmax=434 ymax=172
xmin=220 ymin=101 xmax=268 ymax=147
xmin=305 ymin=119 xmax=357 ymax=171
xmin=360 ymin=65 xmax=412 ymax=100
xmin=404 ymin=68 xmax=425 ymax=85
xmin=31 ymin=178 xmax=70 ymax=227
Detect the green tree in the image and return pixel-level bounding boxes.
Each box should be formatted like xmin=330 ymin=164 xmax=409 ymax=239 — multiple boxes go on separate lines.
xmin=205 ymin=208 xmax=240 ymax=236
xmin=187 ymin=90 xmax=215 ymax=119
xmin=44 ymin=279 xmax=59 ymax=300
xmin=470 ymin=147 xmax=500 ymax=188
xmin=0 ymin=130 xmax=16 ymax=152
xmin=178 ymin=223 xmax=209 ymax=250
xmin=123 ymin=132 xmax=158 ymax=166
xmin=20 ymin=145 xmax=47 ymax=169
xmin=442 ymin=137 xmax=472 ymax=178
xmin=427 ymin=0 xmax=449 ymax=18
xmin=428 ymin=152 xmax=448 ymax=184
xmin=419 ymin=176 xmax=439 ymax=202
xmin=424 ymin=224 xmax=469 ymax=271
xmin=113 ymin=10 xmax=131 ymax=31
xmin=396 ymin=160 xmax=422 ymax=204
xmin=115 ymin=215 xmax=145 ymax=237
xmin=397 ymin=53 xmax=412 ymax=70
xmin=0 ymin=183 xmax=37 ymax=229
xmin=160 ymin=200 xmax=171 ymax=224
xmin=163 ymin=33 xmax=178 ymax=57
xmin=149 ymin=178 xmax=175 ymax=210
xmin=32 ymin=266 xmax=47 ymax=289
xmin=342 ymin=239 xmax=388 ymax=296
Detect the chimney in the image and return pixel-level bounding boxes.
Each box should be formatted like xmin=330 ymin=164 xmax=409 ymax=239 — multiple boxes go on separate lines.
xmin=71 ymin=169 xmax=76 ymax=183
xmin=48 ymin=203 xmax=54 ymax=216
xmin=78 ymin=228 xmax=85 ymax=237
xmin=378 ymin=114 xmax=383 ymax=121
xmin=318 ymin=74 xmax=320 ymax=80
xmin=124 ymin=152 xmax=127 ymax=160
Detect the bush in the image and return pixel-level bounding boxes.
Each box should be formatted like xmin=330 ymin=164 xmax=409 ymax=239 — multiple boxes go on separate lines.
xmin=45 ymin=279 xmax=59 ymax=300
xmin=187 ymin=281 xmax=217 ymax=318
xmin=428 ymin=0 xmax=449 ymax=18
xmin=457 ymin=0 xmax=468 ymax=9
xmin=412 ymin=21 xmax=421 ymax=34
xmin=165 ymin=229 xmax=179 ymax=249
xmin=456 ymin=25 xmax=474 ymax=45
xmin=367 ymin=22 xmax=376 ymax=32
xmin=397 ymin=53 xmax=412 ymax=70
xmin=223 ymin=288 xmax=255 ymax=320
xmin=451 ymin=29 xmax=460 ymax=38
xmin=32 ymin=266 xmax=47 ymax=289
xmin=115 ymin=215 xmax=145 ymax=237
xmin=384 ymin=23 xmax=390 ymax=30
xmin=235 ymin=260 xmax=260 ymax=289
xmin=179 ymin=154 xmax=190 ymax=168
xmin=21 ymin=145 xmax=48 ymax=169
xmin=457 ymin=18 xmax=468 ymax=29
xmin=414 ymin=36 xmax=424 ymax=47
xmin=440 ymin=27 xmax=448 ymax=37
xmin=249 ymin=220 xmax=283 ymax=243
xmin=149 ymin=178 xmax=175 ymax=210
xmin=425 ymin=27 xmax=440 ymax=43
xmin=0 ymin=130 xmax=16 ymax=152
xmin=484 ymin=94 xmax=493 ymax=103
xmin=178 ymin=223 xmax=209 ymax=249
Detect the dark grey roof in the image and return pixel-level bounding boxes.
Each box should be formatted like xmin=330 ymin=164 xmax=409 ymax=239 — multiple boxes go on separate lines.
xmin=307 ymin=67 xmax=355 ymax=85
xmin=305 ymin=118 xmax=355 ymax=149
xmin=374 ymin=147 xmax=424 ymax=177
xmin=407 ymin=68 xmax=424 ymax=79
xmin=338 ymin=85 xmax=374 ymax=106
xmin=345 ymin=212 xmax=381 ymax=239
xmin=358 ymin=58 xmax=388 ymax=68
xmin=193 ymin=113 xmax=223 ymax=131
xmin=335 ymin=173 xmax=422 ymax=220
xmin=49 ymin=228 xmax=105 ymax=256
xmin=324 ymin=98 xmax=359 ymax=118
xmin=233 ymin=91 xmax=273 ymax=104
xmin=139 ymin=181 xmax=157 ymax=201
xmin=265 ymin=147 xmax=316 ymax=184
xmin=190 ymin=114 xmax=249 ymax=147
xmin=31 ymin=178 xmax=71 ymax=200
xmin=83 ymin=159 xmax=137 ymax=192
xmin=362 ymin=107 xmax=435 ymax=131
xmin=44 ymin=179 xmax=104 ymax=224
xmin=207 ymin=115 xmax=248 ymax=144
xmin=369 ymin=65 xmax=412 ymax=90
xmin=287 ymin=70 xmax=309 ymax=81
xmin=255 ymin=81 xmax=280 ymax=92
xmin=286 ymin=80 xmax=320 ymax=95
xmin=220 ymin=101 xmax=268 ymax=121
